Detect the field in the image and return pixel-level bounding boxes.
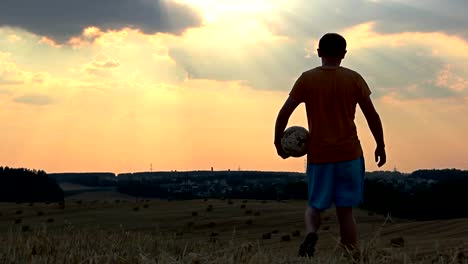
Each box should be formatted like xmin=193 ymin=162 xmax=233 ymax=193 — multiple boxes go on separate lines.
xmin=0 ymin=194 xmax=468 ymax=263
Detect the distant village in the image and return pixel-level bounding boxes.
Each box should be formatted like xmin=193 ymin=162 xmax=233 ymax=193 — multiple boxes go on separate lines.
xmin=47 ymin=168 xmax=453 ymax=202
xmin=2 ymin=166 xmax=468 ymax=220
xmin=49 ymin=170 xmax=307 ymax=200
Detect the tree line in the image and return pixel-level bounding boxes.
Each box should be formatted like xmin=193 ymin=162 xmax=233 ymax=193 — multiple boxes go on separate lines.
xmin=117 ymin=169 xmax=468 ymax=220
xmin=0 ymin=167 xmax=63 ymax=202
xmin=4 ymin=165 xmax=468 ymax=221
xmin=361 ymin=169 xmax=468 ymax=220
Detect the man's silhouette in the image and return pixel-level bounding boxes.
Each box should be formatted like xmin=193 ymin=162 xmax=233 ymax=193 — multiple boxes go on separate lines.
xmin=274 ymin=33 xmax=386 ymax=257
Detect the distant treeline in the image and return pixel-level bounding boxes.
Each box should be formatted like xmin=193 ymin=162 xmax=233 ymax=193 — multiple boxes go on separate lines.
xmin=116 ymin=169 xmax=468 ymax=220
xmin=49 ymin=172 xmax=116 ymax=187
xmin=22 ymin=167 xmax=468 ymax=221
xmin=0 ymin=167 xmax=63 ymax=202
xmin=361 ymin=169 xmax=468 ymax=220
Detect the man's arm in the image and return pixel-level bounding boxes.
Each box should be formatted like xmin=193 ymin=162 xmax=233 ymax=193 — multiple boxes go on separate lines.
xmin=274 ymin=96 xmax=301 ymax=159
xmin=358 ymin=95 xmax=386 ymax=167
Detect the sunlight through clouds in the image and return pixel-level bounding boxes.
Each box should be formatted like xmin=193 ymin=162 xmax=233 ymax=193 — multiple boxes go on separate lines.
xmin=0 ymin=0 xmax=467 ymax=173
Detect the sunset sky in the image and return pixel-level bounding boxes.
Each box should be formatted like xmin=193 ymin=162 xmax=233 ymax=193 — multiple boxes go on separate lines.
xmin=0 ymin=0 xmax=467 ymax=174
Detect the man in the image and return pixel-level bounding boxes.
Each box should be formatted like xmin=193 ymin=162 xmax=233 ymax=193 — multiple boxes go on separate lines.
xmin=274 ymin=33 xmax=386 ymax=257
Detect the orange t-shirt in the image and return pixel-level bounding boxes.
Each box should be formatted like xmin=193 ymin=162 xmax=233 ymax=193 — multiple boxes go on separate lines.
xmin=289 ymin=66 xmax=372 ymax=164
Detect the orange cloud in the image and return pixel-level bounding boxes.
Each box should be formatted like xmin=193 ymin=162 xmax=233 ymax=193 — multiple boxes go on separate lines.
xmin=38 ymin=36 xmax=62 ymax=48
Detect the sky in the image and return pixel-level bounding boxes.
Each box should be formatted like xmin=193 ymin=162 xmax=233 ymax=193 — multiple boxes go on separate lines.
xmin=0 ymin=0 xmax=467 ymax=174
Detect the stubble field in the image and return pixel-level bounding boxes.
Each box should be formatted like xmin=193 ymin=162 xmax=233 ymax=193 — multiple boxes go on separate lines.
xmin=0 ymin=195 xmax=467 ymax=263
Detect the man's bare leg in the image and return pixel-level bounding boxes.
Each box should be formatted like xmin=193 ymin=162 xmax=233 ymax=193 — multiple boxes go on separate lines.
xmin=305 ymin=206 xmax=321 ymax=233
xmin=299 ymin=206 xmax=321 ymax=257
xmin=336 ymin=207 xmax=358 ymax=249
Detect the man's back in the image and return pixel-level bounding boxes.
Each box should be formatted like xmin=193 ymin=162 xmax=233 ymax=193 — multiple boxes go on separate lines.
xmin=289 ymin=66 xmax=371 ymax=164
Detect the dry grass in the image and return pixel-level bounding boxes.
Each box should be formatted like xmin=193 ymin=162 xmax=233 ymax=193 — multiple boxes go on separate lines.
xmin=0 ymin=226 xmax=467 ymax=263
xmin=0 ymin=199 xmax=467 ymax=263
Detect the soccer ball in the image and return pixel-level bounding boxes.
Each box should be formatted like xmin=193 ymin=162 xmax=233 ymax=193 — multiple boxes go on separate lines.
xmin=281 ymin=126 xmax=309 ymax=157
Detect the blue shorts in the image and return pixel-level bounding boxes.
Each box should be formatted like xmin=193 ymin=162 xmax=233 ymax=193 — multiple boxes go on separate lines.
xmin=306 ymin=156 xmax=365 ymax=211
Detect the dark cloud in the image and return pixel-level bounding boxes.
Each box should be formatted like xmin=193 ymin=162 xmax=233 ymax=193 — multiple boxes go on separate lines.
xmin=268 ymin=0 xmax=468 ymax=41
xmin=169 ymin=0 xmax=466 ymax=100
xmin=0 ymin=0 xmax=202 ymax=42
xmin=169 ymin=41 xmax=311 ymax=91
xmin=344 ymin=44 xmax=447 ymax=98
xmin=400 ymin=83 xmax=458 ymax=100
xmin=14 ymin=94 xmax=54 ymax=105
xmin=170 ymin=36 xmax=459 ymax=100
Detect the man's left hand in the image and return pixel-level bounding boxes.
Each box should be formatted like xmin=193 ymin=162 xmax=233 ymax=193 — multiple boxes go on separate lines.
xmin=275 ymin=141 xmax=290 ymax=159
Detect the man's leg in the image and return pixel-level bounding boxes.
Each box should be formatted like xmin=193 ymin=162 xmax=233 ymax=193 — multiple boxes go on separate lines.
xmin=305 ymin=206 xmax=321 ymax=234
xmin=334 ymin=156 xmax=365 ymax=251
xmin=336 ymin=207 xmax=358 ymax=249
xmin=299 ymin=207 xmax=320 ymax=257
xmin=299 ymin=162 xmax=333 ymax=257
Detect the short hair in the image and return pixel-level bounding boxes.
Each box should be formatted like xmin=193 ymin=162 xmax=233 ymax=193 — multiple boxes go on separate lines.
xmin=318 ymin=33 xmax=347 ymax=58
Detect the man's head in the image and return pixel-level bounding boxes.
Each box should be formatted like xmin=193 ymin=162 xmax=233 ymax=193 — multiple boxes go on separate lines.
xmin=317 ymin=33 xmax=347 ymax=59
